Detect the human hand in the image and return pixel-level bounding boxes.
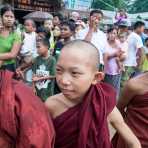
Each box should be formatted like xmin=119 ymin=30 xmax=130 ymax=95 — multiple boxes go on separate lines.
xmin=15 ymin=68 xmax=24 ymax=79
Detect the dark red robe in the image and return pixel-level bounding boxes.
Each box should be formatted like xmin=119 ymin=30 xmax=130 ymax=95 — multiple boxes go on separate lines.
xmin=0 ymin=70 xmax=55 ymax=148
xmin=54 ymin=82 xmax=116 ymax=148
xmin=112 ymin=92 xmax=148 ymax=148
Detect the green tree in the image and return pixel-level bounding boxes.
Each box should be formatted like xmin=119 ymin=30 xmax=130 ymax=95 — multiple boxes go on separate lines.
xmin=129 ymin=0 xmax=148 ymax=13
xmin=91 ymin=0 xmax=129 ymax=11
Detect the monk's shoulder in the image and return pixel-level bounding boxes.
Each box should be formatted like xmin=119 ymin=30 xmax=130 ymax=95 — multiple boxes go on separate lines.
xmin=125 ymin=78 xmax=140 ymax=94
xmin=45 ymin=93 xmax=63 ymax=116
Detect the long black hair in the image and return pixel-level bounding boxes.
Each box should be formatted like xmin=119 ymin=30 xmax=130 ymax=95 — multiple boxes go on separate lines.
xmin=1 ymin=4 xmax=14 ymax=17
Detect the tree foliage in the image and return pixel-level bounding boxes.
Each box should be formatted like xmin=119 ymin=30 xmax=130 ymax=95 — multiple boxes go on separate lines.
xmin=91 ymin=0 xmax=128 ymax=11
xmin=91 ymin=0 xmax=148 ymax=13
xmin=129 ymin=0 xmax=148 ymax=13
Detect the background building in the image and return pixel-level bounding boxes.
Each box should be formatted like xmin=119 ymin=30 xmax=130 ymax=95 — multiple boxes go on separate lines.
xmin=0 ymin=0 xmax=61 ymax=22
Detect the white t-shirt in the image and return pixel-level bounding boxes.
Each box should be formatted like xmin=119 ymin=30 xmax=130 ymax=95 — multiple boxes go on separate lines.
xmin=118 ymin=40 xmax=128 ymax=58
xmin=21 ymin=32 xmax=38 ymax=82
xmin=21 ymin=32 xmax=37 ymax=57
xmin=76 ymin=27 xmax=107 ymax=65
xmin=124 ymin=32 xmax=143 ymax=67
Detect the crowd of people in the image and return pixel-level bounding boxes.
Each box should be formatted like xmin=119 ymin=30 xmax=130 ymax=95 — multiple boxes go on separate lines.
xmin=0 ymin=4 xmax=148 ymax=148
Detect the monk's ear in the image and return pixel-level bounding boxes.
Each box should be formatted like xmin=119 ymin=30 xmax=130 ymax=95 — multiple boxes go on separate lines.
xmin=92 ymin=72 xmax=104 ymax=85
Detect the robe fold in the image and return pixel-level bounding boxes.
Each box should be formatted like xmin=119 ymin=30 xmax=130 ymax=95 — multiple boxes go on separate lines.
xmin=54 ymin=82 xmax=116 ymax=148
xmin=0 ymin=70 xmax=55 ymax=148
xmin=112 ymin=92 xmax=148 ymax=148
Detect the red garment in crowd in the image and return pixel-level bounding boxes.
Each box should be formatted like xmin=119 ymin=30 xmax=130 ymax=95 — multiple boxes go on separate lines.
xmin=54 ymin=82 xmax=116 ymax=148
xmin=112 ymin=92 xmax=148 ymax=148
xmin=0 ymin=70 xmax=55 ymax=148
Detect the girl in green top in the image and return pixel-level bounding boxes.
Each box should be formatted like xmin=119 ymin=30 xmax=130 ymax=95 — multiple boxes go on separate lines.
xmin=0 ymin=5 xmax=21 ymax=72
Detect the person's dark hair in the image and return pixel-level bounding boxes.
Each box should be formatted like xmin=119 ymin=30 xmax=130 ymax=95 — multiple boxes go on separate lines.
xmin=53 ymin=13 xmax=63 ymax=22
xmin=39 ymin=37 xmax=50 ymax=48
xmin=107 ymin=27 xmax=116 ymax=33
xmin=61 ymin=20 xmax=76 ymax=32
xmin=0 ymin=4 xmax=14 ymax=17
xmin=133 ymin=21 xmax=145 ymax=30
xmin=36 ymin=26 xmax=50 ymax=39
xmin=90 ymin=9 xmax=103 ymax=17
xmin=145 ymin=37 xmax=148 ymax=43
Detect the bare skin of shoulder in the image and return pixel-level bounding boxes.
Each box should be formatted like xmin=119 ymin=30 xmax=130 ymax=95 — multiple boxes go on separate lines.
xmin=45 ymin=93 xmax=79 ymax=119
xmin=117 ymin=72 xmax=148 ymax=113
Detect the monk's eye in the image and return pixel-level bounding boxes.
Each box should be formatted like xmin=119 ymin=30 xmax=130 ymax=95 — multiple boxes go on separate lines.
xmin=56 ymin=68 xmax=62 ymax=74
xmin=71 ymin=71 xmax=82 ymax=77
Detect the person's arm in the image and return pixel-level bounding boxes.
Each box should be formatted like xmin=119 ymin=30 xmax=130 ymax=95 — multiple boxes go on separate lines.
xmin=84 ymin=16 xmax=98 ymax=41
xmin=136 ymin=47 xmax=144 ymax=68
xmin=108 ymin=107 xmax=141 ymax=148
xmin=18 ymin=61 xmax=33 ymax=71
xmin=0 ymin=42 xmax=21 ymax=60
xmin=84 ymin=28 xmax=93 ymax=42
xmin=32 ymin=75 xmax=56 ymax=82
xmin=136 ymin=36 xmax=144 ymax=68
xmin=104 ymin=50 xmax=120 ymax=61
xmin=117 ymin=80 xmax=136 ymax=114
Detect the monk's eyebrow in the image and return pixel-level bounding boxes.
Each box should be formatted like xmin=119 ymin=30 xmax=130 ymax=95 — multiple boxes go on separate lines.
xmin=56 ymin=65 xmax=81 ymax=71
xmin=56 ymin=65 xmax=65 ymax=71
xmin=70 ymin=67 xmax=80 ymax=70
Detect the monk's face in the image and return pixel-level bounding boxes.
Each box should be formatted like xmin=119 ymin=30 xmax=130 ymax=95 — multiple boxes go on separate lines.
xmin=56 ymin=48 xmax=101 ymax=101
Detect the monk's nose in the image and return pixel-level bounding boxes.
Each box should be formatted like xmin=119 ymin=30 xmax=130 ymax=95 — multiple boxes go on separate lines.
xmin=60 ymin=74 xmax=71 ymax=86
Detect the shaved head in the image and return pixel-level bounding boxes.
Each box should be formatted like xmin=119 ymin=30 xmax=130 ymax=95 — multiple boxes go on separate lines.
xmin=59 ymin=40 xmax=100 ymax=71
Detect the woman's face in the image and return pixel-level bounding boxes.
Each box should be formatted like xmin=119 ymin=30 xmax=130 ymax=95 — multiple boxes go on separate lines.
xmin=44 ymin=20 xmax=53 ymax=31
xmin=108 ymin=29 xmax=117 ymax=41
xmin=53 ymin=26 xmax=61 ymax=37
xmin=2 ymin=10 xmax=15 ymax=28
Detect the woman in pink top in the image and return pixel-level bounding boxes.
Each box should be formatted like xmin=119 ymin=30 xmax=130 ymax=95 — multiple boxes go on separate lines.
xmin=103 ymin=27 xmax=124 ymax=99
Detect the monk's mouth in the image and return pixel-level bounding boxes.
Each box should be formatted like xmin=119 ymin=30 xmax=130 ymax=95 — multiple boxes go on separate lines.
xmin=61 ymin=89 xmax=74 ymax=94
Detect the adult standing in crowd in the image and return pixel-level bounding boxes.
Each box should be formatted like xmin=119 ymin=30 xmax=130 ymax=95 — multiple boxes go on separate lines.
xmin=121 ymin=21 xmax=144 ymax=87
xmin=0 ymin=5 xmax=21 ymax=72
xmin=76 ymin=10 xmax=107 ymax=71
xmin=103 ymin=27 xmax=125 ymax=98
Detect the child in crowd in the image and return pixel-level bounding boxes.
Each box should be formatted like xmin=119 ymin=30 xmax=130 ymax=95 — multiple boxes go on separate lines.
xmin=32 ymin=37 xmax=56 ymax=101
xmin=43 ymin=19 xmax=55 ymax=50
xmin=51 ymin=25 xmax=61 ymax=55
xmin=53 ymin=20 xmax=76 ymax=94
xmin=45 ymin=40 xmax=141 ymax=148
xmin=53 ymin=20 xmax=76 ymax=60
xmin=19 ymin=19 xmax=37 ymax=64
xmin=18 ymin=19 xmax=37 ymax=84
xmin=116 ymin=33 xmax=128 ymax=72
xmin=115 ymin=9 xmax=127 ymax=24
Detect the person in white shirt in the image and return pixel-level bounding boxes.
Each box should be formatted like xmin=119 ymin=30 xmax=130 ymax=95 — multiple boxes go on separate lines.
xmin=121 ymin=21 xmax=144 ymax=87
xmin=76 ymin=10 xmax=107 ymax=71
xmin=18 ymin=19 xmax=37 ymax=85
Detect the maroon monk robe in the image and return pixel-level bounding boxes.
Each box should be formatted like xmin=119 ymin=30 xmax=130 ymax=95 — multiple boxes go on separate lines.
xmin=54 ymin=82 xmax=116 ymax=148
xmin=0 ymin=70 xmax=55 ymax=148
xmin=112 ymin=92 xmax=148 ymax=148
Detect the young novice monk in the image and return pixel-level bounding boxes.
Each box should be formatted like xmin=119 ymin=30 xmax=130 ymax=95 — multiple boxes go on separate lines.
xmin=45 ymin=40 xmax=141 ymax=148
